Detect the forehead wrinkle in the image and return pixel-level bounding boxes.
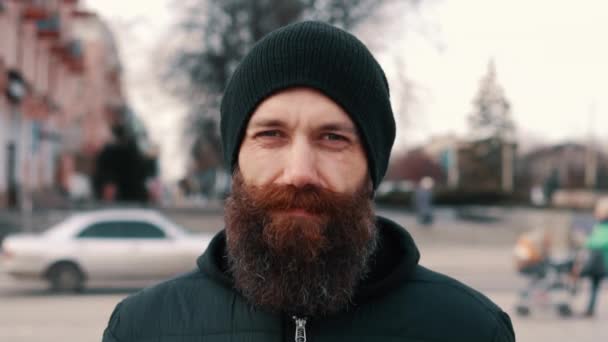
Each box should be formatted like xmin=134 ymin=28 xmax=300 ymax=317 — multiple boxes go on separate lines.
xmin=248 ymin=89 xmax=358 ymax=134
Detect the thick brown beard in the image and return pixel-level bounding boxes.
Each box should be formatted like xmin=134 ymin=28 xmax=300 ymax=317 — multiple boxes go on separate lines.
xmin=224 ymin=172 xmax=377 ymax=317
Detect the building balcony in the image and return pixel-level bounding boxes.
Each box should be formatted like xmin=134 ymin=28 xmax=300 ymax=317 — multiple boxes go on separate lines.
xmin=22 ymin=4 xmax=48 ymax=21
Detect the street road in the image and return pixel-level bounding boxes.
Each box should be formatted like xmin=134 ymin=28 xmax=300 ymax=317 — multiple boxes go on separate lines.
xmin=1 ymin=209 xmax=606 ymax=341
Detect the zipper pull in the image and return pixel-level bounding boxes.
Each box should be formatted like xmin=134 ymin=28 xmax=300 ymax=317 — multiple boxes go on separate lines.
xmin=293 ymin=316 xmax=307 ymax=342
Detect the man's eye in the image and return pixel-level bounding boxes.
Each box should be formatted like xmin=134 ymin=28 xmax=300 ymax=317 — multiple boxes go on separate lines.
xmin=256 ymin=130 xmax=283 ymax=138
xmin=322 ymin=133 xmax=348 ymax=141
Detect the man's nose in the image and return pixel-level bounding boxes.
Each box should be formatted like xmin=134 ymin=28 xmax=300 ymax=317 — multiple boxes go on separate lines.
xmin=279 ymin=138 xmax=321 ymax=188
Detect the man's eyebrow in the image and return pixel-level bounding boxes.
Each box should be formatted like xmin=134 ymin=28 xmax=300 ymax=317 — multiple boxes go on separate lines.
xmin=318 ymin=123 xmax=357 ymax=134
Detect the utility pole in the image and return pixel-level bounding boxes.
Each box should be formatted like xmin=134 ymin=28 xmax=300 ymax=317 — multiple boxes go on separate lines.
xmin=502 ymin=142 xmax=514 ymax=192
xmin=448 ymin=145 xmax=459 ymax=188
xmin=585 ymin=102 xmax=597 ymax=189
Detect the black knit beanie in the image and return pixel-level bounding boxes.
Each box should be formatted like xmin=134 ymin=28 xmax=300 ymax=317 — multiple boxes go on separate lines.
xmin=220 ymin=21 xmax=395 ymax=189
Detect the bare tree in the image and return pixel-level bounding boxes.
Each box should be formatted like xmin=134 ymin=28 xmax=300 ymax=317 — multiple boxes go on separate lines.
xmin=168 ymin=0 xmax=420 ymax=176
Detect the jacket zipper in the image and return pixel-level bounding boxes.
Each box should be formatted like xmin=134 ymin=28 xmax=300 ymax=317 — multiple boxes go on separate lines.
xmin=293 ymin=316 xmax=307 ymax=342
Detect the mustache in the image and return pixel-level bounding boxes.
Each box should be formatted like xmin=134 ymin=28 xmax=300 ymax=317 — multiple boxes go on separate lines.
xmin=237 ymin=182 xmax=365 ymax=216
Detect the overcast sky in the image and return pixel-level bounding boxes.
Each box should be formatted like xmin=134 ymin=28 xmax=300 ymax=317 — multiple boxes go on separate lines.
xmin=84 ymin=0 xmax=608 ymax=181
xmin=393 ymin=0 xmax=608 ymax=148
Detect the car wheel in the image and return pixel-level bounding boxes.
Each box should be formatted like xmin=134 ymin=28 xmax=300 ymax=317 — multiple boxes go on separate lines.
xmin=48 ymin=263 xmax=84 ymax=293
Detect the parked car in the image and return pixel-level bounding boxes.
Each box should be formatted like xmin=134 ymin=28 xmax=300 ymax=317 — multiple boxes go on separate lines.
xmin=0 ymin=208 xmax=212 ymax=292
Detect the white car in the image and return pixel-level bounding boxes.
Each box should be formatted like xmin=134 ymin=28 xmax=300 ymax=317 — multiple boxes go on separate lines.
xmin=1 ymin=208 xmax=213 ymax=292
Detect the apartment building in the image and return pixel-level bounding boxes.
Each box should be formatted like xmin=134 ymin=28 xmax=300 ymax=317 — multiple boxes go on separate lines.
xmin=0 ymin=0 xmax=125 ymax=208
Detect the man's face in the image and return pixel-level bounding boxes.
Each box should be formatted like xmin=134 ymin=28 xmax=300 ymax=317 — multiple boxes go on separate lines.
xmin=225 ymin=87 xmax=377 ymax=316
xmin=238 ymin=87 xmax=369 ymax=196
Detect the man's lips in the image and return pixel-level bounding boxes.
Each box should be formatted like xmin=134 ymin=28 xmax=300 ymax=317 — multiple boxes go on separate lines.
xmin=277 ymin=208 xmax=318 ymax=218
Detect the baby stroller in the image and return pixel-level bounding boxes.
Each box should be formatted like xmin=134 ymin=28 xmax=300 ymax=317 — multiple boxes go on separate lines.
xmin=513 ymin=229 xmax=578 ymax=317
xmin=514 ymin=256 xmax=577 ymax=317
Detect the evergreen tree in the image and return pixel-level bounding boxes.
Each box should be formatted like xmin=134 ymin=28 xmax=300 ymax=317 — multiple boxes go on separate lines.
xmin=468 ymin=59 xmax=515 ymax=141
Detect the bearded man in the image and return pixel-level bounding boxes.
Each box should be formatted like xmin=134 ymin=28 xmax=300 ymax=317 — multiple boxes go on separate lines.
xmin=103 ymin=21 xmax=515 ymax=342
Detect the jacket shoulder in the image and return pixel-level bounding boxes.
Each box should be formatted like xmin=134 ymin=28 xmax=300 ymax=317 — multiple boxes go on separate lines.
xmin=102 ymin=270 xmax=234 ymax=341
xmin=403 ymin=265 xmax=515 ymax=342
xmin=411 ymin=265 xmax=502 ymax=311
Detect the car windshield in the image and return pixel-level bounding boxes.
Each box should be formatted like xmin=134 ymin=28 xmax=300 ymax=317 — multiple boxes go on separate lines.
xmin=42 ymin=215 xmax=80 ymax=238
xmin=153 ymin=213 xmax=189 ymax=236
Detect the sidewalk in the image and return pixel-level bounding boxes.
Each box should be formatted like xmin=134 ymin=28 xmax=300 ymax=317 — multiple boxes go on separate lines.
xmin=377 ymin=206 xmax=577 ymax=248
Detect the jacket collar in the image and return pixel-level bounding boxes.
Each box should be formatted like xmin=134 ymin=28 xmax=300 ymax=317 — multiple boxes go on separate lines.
xmin=354 ymin=216 xmax=420 ymax=301
xmin=197 ymin=215 xmax=420 ymax=304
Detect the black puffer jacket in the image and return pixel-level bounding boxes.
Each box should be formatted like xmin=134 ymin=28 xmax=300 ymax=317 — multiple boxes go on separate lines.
xmin=103 ymin=216 xmax=515 ymax=342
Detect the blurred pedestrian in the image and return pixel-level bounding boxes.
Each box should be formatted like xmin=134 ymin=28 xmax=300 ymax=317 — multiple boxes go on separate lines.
xmin=542 ymin=169 xmax=560 ymax=205
xmin=102 ymin=21 xmax=514 ymax=342
xmin=580 ymin=197 xmax=608 ymax=317
xmin=414 ymin=176 xmax=435 ymax=225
